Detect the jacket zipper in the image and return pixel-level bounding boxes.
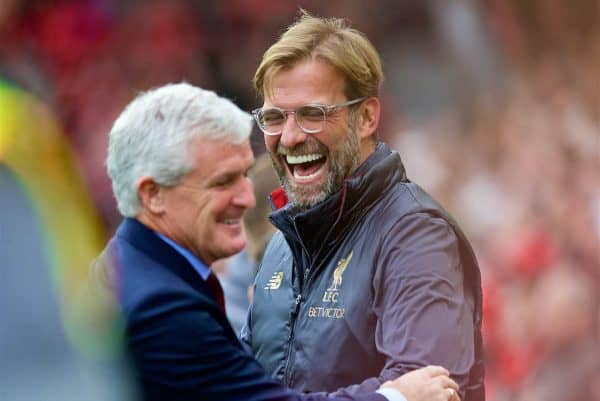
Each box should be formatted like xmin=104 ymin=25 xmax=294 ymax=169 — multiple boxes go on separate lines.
xmin=282 ymin=293 xmax=302 ymax=386
xmin=282 ymin=254 xmax=337 ymax=385
xmin=282 ymin=218 xmax=321 ymax=385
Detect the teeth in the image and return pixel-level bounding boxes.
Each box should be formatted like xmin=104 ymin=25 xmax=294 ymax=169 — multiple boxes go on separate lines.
xmin=223 ymin=219 xmax=239 ymax=225
xmin=286 ymin=153 xmax=324 ymax=164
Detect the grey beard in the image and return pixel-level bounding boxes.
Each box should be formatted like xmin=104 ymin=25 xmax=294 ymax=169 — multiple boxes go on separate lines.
xmin=273 ymin=122 xmax=361 ymax=212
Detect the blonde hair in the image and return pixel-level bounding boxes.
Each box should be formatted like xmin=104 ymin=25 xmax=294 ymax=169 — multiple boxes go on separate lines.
xmin=253 ymin=10 xmax=383 ymax=101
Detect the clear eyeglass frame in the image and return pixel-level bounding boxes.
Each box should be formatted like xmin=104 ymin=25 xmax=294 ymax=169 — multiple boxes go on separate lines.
xmin=252 ymin=97 xmax=365 ymax=136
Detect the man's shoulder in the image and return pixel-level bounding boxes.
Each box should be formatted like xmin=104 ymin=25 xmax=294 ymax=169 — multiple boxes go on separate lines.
xmin=261 ymin=230 xmax=289 ymax=256
xmin=99 ymin=234 xmax=213 ymax=321
xmin=372 ymin=179 xmax=460 ymax=229
xmin=381 ymin=179 xmax=435 ymax=209
xmin=260 ymin=230 xmax=291 ymax=256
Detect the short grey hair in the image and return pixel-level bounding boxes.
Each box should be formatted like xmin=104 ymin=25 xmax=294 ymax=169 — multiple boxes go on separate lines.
xmin=107 ymin=82 xmax=253 ymax=217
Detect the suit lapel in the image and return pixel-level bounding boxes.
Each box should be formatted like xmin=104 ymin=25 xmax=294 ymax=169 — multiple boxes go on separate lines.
xmin=116 ymin=218 xmax=207 ymax=294
xmin=115 ymin=218 xmax=244 ymax=345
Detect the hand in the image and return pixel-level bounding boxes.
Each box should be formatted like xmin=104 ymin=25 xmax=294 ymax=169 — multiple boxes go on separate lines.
xmin=380 ymin=366 xmax=460 ymax=401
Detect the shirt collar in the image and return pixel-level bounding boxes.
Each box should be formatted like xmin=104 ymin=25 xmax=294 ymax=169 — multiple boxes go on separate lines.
xmin=155 ymin=233 xmax=211 ymax=281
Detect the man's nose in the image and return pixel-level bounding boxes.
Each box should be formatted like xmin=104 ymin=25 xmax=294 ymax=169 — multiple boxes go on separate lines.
xmin=279 ymin=112 xmax=308 ymax=149
xmin=235 ymin=178 xmax=256 ymax=209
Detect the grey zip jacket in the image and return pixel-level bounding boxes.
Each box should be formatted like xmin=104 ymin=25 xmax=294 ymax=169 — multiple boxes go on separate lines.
xmin=242 ymin=143 xmax=485 ymax=401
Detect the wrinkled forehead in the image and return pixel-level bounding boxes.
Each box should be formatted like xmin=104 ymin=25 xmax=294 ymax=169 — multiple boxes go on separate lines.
xmin=262 ymin=56 xmax=347 ymax=100
xmin=262 ymin=59 xmax=347 ymax=107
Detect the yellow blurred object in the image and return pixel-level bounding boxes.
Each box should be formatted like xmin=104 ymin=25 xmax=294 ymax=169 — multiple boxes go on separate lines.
xmin=0 ymin=81 xmax=113 ymax=357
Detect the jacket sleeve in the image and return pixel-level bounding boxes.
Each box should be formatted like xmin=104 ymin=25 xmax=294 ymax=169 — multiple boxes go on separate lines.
xmin=331 ymin=212 xmax=475 ymax=400
xmin=127 ymin=289 xmax=383 ymax=401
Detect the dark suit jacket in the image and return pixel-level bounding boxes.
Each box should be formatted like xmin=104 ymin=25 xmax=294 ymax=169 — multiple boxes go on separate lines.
xmin=99 ymin=218 xmax=384 ymax=401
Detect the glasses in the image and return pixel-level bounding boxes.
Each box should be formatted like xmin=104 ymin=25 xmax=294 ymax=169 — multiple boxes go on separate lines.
xmin=252 ymin=97 xmax=365 ymax=136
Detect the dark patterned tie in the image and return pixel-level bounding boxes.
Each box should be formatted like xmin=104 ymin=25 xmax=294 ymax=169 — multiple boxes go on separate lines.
xmin=206 ymin=272 xmax=226 ymax=313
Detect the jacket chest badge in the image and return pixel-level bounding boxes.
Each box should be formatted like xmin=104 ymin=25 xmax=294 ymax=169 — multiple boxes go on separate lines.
xmin=308 ymin=251 xmax=352 ymax=319
xmin=322 ymin=251 xmax=353 ymax=303
xmin=264 ymin=271 xmax=284 ymax=290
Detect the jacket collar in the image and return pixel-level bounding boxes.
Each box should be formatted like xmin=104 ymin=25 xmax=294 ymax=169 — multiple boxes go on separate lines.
xmin=115 ymin=217 xmax=208 ymax=293
xmin=269 ymin=142 xmax=408 ymax=262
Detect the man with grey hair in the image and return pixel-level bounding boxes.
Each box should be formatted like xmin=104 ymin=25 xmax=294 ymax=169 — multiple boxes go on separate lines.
xmin=95 ymin=82 xmax=460 ymax=401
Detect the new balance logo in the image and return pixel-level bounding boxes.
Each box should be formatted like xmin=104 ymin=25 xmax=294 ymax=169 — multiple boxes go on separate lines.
xmin=264 ymin=271 xmax=284 ymax=290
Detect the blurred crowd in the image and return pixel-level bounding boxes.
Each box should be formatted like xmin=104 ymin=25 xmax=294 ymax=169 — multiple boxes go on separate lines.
xmin=396 ymin=60 xmax=600 ymax=400
xmin=1 ymin=0 xmax=598 ymax=400
xmin=393 ymin=2 xmax=600 ymax=399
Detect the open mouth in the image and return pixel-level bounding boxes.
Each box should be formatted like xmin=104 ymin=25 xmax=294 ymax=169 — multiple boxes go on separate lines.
xmin=285 ymin=153 xmax=327 ymax=182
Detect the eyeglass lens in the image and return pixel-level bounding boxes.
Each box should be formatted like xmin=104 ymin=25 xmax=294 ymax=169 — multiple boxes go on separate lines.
xmin=260 ymin=106 xmax=325 ymax=134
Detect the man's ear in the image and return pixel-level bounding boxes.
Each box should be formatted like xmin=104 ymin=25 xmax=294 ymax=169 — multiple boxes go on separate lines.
xmin=137 ymin=177 xmax=165 ymax=214
xmin=356 ymin=97 xmax=380 ymax=140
